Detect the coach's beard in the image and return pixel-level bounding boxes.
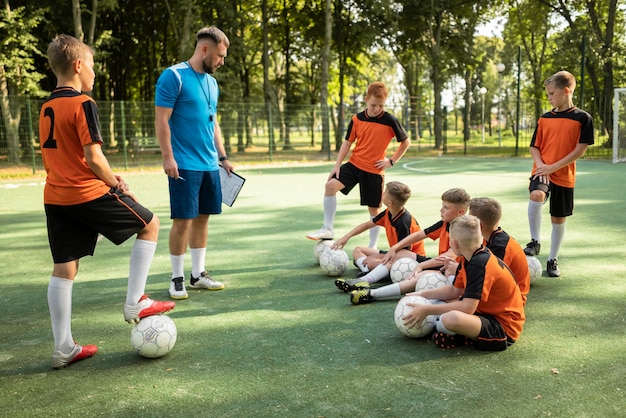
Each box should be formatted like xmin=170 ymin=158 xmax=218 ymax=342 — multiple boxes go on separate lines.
xmin=203 ymin=62 xmax=215 ymax=74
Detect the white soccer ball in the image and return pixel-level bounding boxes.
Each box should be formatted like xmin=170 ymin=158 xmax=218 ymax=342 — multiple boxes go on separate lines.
xmin=394 ymin=295 xmax=436 ymax=338
xmin=313 ymin=239 xmax=335 ymax=262
xmin=131 ymin=315 xmax=177 ymax=358
xmin=526 ymin=255 xmax=542 ymax=284
xmin=390 ymin=257 xmax=418 ymax=283
xmin=319 ymin=248 xmax=350 ymax=276
xmin=414 ymin=270 xmax=449 ymax=292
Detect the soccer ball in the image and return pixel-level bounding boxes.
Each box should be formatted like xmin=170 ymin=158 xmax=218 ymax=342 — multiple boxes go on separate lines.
xmin=394 ymin=295 xmax=436 ymax=338
xmin=414 ymin=270 xmax=449 ymax=292
xmin=313 ymin=239 xmax=335 ymax=262
xmin=526 ymin=255 xmax=542 ymax=284
xmin=319 ymin=248 xmax=350 ymax=276
xmin=131 ymin=315 xmax=177 ymax=358
xmin=390 ymin=257 xmax=418 ymax=283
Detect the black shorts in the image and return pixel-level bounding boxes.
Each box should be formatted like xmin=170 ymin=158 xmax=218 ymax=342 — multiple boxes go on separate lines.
xmin=45 ymin=189 xmax=153 ymax=263
xmin=473 ymin=313 xmax=515 ymax=352
xmin=335 ymin=162 xmax=384 ymax=208
xmin=529 ymin=176 xmax=574 ymax=217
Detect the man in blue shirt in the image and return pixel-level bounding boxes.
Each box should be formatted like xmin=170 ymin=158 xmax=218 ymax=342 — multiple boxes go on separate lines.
xmin=155 ymin=26 xmax=233 ymax=299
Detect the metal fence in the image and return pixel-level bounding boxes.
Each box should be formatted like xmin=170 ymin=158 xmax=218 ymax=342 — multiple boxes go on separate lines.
xmin=0 ymin=95 xmax=612 ymax=173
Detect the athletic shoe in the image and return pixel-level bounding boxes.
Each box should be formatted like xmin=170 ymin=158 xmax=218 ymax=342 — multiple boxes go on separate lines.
xmin=524 ymin=239 xmax=541 ymax=256
xmin=335 ymin=278 xmax=370 ymax=293
xmin=124 ymin=294 xmax=175 ymax=324
xmin=349 ymin=289 xmax=375 ymax=305
xmin=432 ymin=332 xmax=473 ymax=349
xmin=189 ymin=271 xmax=225 ymax=290
xmin=547 ymin=259 xmax=560 ymax=277
xmin=51 ymin=343 xmax=98 ymax=369
xmin=306 ymin=228 xmax=334 ymax=240
xmin=169 ymin=276 xmax=189 ymax=300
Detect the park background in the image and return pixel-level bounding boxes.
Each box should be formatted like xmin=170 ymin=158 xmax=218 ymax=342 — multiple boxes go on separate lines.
xmin=1 ymin=0 xmax=626 ymax=172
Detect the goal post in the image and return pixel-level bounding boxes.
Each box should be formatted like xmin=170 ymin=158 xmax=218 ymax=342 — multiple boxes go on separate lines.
xmin=613 ymin=88 xmax=626 ymax=164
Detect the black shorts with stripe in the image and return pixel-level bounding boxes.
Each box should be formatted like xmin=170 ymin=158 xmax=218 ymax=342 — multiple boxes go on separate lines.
xmin=45 ymin=188 xmax=153 ymax=263
xmin=335 ymin=162 xmax=384 ymax=208
xmin=474 ymin=313 xmax=516 ymax=352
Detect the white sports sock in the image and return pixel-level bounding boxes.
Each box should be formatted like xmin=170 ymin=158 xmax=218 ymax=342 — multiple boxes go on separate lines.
xmin=170 ymin=254 xmax=185 ymax=279
xmin=527 ymin=200 xmax=543 ymax=242
xmin=370 ymin=282 xmax=401 ymax=299
xmin=436 ymin=317 xmax=456 ymax=335
xmin=323 ymin=196 xmax=337 ymax=231
xmin=549 ymin=222 xmax=566 ymax=260
xmin=126 ymin=239 xmax=157 ymax=305
xmin=48 ymin=276 xmax=74 ymax=353
xmin=190 ymin=247 xmax=207 ymax=278
xmin=355 ymin=256 xmax=369 ymax=272
xmin=361 ymin=264 xmax=389 ymax=284
xmin=368 ymin=224 xmax=381 ymax=248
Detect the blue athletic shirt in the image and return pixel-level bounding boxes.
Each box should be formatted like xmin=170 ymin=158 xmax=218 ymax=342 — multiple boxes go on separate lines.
xmin=155 ymin=62 xmax=220 ymax=171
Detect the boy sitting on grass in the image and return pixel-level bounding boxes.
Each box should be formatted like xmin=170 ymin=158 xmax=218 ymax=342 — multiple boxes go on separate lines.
xmin=403 ymin=215 xmax=525 ymax=351
xmin=332 ymin=181 xmax=425 ymax=291
xmin=469 ymin=197 xmax=530 ymax=305
xmin=348 ymin=188 xmax=470 ymax=303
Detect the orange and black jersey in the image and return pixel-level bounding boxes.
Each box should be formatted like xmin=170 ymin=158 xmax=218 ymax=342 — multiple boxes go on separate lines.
xmin=345 ymin=110 xmax=408 ymax=175
xmin=423 ymin=220 xmax=451 ymax=256
xmin=454 ymin=246 xmax=525 ymax=341
xmin=530 ymin=107 xmax=594 ymax=188
xmin=39 ymin=87 xmax=109 ymax=205
xmin=372 ymin=208 xmax=426 ymax=256
xmin=486 ymin=228 xmax=530 ymax=305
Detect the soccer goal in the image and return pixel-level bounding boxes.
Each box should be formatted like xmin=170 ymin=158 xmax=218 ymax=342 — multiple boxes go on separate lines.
xmin=613 ymin=88 xmax=626 ymax=163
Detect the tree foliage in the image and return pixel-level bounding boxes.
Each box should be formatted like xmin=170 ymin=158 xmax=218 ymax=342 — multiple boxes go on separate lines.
xmin=2 ymin=0 xmax=626 ymax=163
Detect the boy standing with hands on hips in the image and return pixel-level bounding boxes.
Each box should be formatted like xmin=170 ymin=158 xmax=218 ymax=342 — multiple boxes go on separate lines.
xmin=523 ymin=70 xmax=594 ymax=277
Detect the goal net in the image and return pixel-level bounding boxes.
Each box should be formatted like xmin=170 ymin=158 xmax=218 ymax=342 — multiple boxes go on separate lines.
xmin=613 ymin=88 xmax=626 ymax=163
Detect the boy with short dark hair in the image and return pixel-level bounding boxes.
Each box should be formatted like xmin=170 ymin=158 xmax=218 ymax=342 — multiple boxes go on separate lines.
xmin=524 ymin=70 xmax=594 ymax=277
xmin=332 ymin=181 xmax=426 ymax=291
xmin=40 ymin=34 xmax=174 ymax=369
xmin=306 ymin=82 xmax=410 ymax=249
xmin=403 ymin=215 xmax=525 ymax=351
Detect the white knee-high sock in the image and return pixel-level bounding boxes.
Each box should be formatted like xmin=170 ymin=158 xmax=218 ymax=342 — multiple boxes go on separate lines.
xmin=323 ymin=196 xmax=337 ymax=231
xmin=527 ymin=200 xmax=543 ymax=241
xmin=549 ymin=223 xmax=566 ymax=260
xmin=370 ymin=283 xmax=401 ymax=299
xmin=48 ymin=276 xmax=74 ymax=353
xmin=170 ymin=254 xmax=185 ymax=279
xmin=369 ymin=222 xmax=381 ymax=249
xmin=127 ymin=239 xmax=157 ymax=305
xmin=190 ymin=247 xmax=207 ymax=278
xmin=354 ymin=256 xmax=369 ymax=272
xmin=361 ymin=263 xmax=389 ymax=283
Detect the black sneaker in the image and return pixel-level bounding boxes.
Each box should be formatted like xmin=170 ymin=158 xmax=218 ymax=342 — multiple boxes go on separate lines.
xmin=524 ymin=239 xmax=541 ymax=256
xmin=547 ymin=259 xmax=560 ymax=277
xmin=349 ymin=289 xmax=375 ymax=305
xmin=335 ymin=278 xmax=370 ymax=293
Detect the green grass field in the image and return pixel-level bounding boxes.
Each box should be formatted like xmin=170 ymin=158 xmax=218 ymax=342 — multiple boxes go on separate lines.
xmin=0 ymin=157 xmax=624 ymax=417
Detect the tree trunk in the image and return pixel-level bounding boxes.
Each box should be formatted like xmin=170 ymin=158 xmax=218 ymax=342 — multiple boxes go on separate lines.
xmin=0 ymin=65 xmax=22 ymax=164
xmin=72 ymin=0 xmax=84 ymax=41
xmin=319 ymin=0 xmax=332 ymax=154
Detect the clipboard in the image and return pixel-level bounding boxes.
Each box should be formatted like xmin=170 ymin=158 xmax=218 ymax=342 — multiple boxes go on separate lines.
xmin=219 ymin=165 xmax=245 ymax=207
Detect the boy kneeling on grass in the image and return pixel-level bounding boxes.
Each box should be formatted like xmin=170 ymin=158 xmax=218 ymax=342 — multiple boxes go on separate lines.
xmin=402 ymin=215 xmax=525 ymax=351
